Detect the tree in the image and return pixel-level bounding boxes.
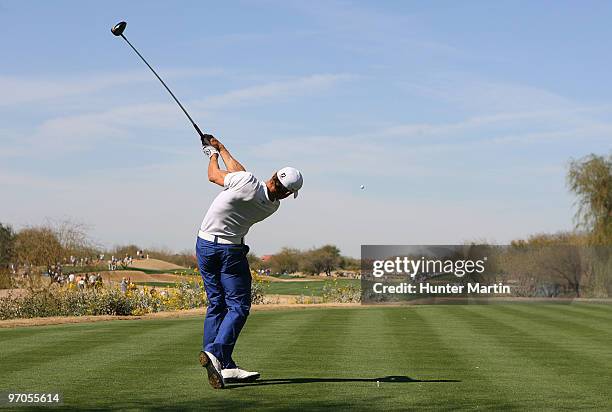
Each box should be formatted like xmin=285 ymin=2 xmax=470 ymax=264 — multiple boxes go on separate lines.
xmin=301 ymin=245 xmax=342 ymax=276
xmin=268 ymin=248 xmax=301 ymax=274
xmin=339 ymin=256 xmax=360 ymax=271
xmin=567 ymin=154 xmax=612 ymax=244
xmin=0 ymin=223 xmax=15 ymax=269
xmin=247 ymin=253 xmax=263 ymax=271
xmin=14 ymin=227 xmax=63 ymax=267
xmin=113 ymin=244 xmax=141 ymax=258
xmin=51 ymin=218 xmax=97 ymax=257
xmin=0 ymin=223 xmax=16 ymax=288
xmin=505 ymin=232 xmax=611 ymax=298
xmin=510 ymin=232 xmax=586 ymax=248
xmin=531 ymin=245 xmax=587 ymax=298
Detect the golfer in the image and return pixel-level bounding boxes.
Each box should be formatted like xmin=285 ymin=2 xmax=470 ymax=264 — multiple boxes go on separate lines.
xmin=196 ymin=135 xmax=303 ymax=389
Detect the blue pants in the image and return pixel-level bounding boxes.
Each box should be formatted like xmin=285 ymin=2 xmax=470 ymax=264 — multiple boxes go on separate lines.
xmin=196 ymin=237 xmax=251 ymax=369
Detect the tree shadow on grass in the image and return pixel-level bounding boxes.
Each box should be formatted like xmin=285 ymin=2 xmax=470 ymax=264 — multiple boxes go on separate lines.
xmin=228 ymin=375 xmax=460 ymax=389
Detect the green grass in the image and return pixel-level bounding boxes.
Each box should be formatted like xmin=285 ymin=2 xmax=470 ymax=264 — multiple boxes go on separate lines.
xmin=55 ymin=264 xmax=107 ymax=274
xmin=133 ymin=278 xmax=360 ymax=294
xmin=263 ymin=279 xmax=360 ymax=296
xmin=1 ymin=304 xmax=612 ymax=410
xmin=132 ymin=281 xmax=178 ymax=288
xmin=268 ymin=273 xmax=306 ymax=280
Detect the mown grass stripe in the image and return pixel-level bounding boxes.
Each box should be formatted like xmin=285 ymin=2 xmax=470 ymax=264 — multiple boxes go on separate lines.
xmin=262 ymin=308 xmax=354 ymax=372
xmin=0 ymin=320 xmax=189 ymax=384
xmin=0 ymin=322 xmax=128 ymax=357
xmin=569 ymin=303 xmax=612 ymax=316
xmin=1 ymin=306 xmax=611 ymax=411
xmin=489 ymin=305 xmax=612 ymax=361
xmin=241 ymin=308 xmax=338 ymax=371
xmin=555 ymin=303 xmax=612 ymax=323
xmin=506 ymin=304 xmax=612 ymax=339
xmin=460 ymin=305 xmax=612 ymax=409
xmin=191 ymin=307 xmax=361 ymax=411
xmin=381 ymin=306 xmax=516 ymax=410
xmin=56 ymin=319 xmax=206 ymax=408
xmin=286 ymin=308 xmax=364 ymax=409
xmin=418 ymin=305 xmax=567 ymax=410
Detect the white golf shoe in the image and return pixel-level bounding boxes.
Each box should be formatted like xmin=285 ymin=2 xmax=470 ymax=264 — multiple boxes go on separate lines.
xmin=221 ymin=367 xmax=261 ymax=383
xmin=199 ymin=351 xmax=224 ymax=389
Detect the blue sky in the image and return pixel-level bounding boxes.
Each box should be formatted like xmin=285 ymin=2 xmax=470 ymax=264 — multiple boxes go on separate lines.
xmin=1 ymin=1 xmax=611 ymax=257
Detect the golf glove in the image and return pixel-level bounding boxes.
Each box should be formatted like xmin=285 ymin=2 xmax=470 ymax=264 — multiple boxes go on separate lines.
xmin=202 ymin=145 xmax=219 ymax=158
xmin=200 ymin=134 xmax=214 ymax=146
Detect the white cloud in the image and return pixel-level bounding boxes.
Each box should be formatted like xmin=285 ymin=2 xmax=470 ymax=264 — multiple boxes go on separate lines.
xmin=195 ymin=74 xmax=355 ymax=109
xmin=282 ymin=0 xmax=468 ymax=60
xmin=1 ymin=73 xmax=356 ymax=157
xmin=0 ymin=68 xmax=222 ymax=106
xmin=401 ymin=75 xmax=577 ymax=114
xmin=250 ymin=103 xmax=612 ymax=176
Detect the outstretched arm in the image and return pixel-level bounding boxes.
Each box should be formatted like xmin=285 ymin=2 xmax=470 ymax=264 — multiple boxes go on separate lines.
xmin=208 ymin=153 xmax=228 ymax=187
xmin=210 ymin=137 xmax=246 ymax=172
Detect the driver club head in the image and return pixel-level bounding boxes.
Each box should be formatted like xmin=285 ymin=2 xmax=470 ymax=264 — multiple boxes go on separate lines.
xmin=111 ymin=21 xmax=127 ymax=36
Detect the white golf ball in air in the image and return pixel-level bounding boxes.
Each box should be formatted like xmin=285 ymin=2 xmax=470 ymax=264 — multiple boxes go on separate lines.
xmin=360 ymin=185 xmax=365 ymax=190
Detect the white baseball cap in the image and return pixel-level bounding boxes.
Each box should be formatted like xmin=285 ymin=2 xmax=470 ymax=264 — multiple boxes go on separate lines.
xmin=277 ymin=167 xmax=303 ymax=198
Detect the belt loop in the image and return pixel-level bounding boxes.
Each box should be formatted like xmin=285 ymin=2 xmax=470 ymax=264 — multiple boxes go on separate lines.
xmin=241 ymin=237 xmax=244 ymax=245
xmin=214 ymin=235 xmax=218 ymax=244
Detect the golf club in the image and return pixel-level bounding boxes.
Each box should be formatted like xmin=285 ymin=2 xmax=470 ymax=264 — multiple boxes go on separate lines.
xmin=111 ymin=21 xmax=209 ymax=143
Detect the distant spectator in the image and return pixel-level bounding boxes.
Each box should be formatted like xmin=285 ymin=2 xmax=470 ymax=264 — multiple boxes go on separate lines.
xmin=120 ymin=278 xmax=127 ymax=294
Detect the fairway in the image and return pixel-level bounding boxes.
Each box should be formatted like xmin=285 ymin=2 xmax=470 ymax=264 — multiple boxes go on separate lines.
xmin=130 ymin=279 xmax=361 ymax=295
xmin=1 ymin=304 xmax=612 ymax=410
xmin=263 ymin=279 xmax=360 ymax=296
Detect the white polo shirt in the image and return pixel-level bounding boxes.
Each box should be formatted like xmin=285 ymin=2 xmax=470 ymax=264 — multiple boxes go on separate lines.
xmin=199 ymin=171 xmax=280 ymax=240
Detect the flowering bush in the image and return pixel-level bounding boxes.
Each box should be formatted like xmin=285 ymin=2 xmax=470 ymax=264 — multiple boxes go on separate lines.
xmin=251 ymin=272 xmax=266 ymax=305
xmin=0 ymin=288 xmax=137 ymax=319
xmin=0 ymin=275 xmax=268 ymax=320
xmin=321 ymin=279 xmax=361 ymax=303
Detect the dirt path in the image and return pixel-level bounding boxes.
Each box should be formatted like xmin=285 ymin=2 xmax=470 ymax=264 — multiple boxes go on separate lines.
xmin=0 ymin=289 xmax=27 ymax=298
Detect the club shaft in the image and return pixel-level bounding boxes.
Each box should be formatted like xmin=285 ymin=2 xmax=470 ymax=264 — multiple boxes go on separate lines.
xmin=120 ymin=34 xmax=199 ymax=130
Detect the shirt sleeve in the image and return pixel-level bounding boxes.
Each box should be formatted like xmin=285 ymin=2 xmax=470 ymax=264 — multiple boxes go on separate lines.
xmin=223 ymin=171 xmax=256 ymax=190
